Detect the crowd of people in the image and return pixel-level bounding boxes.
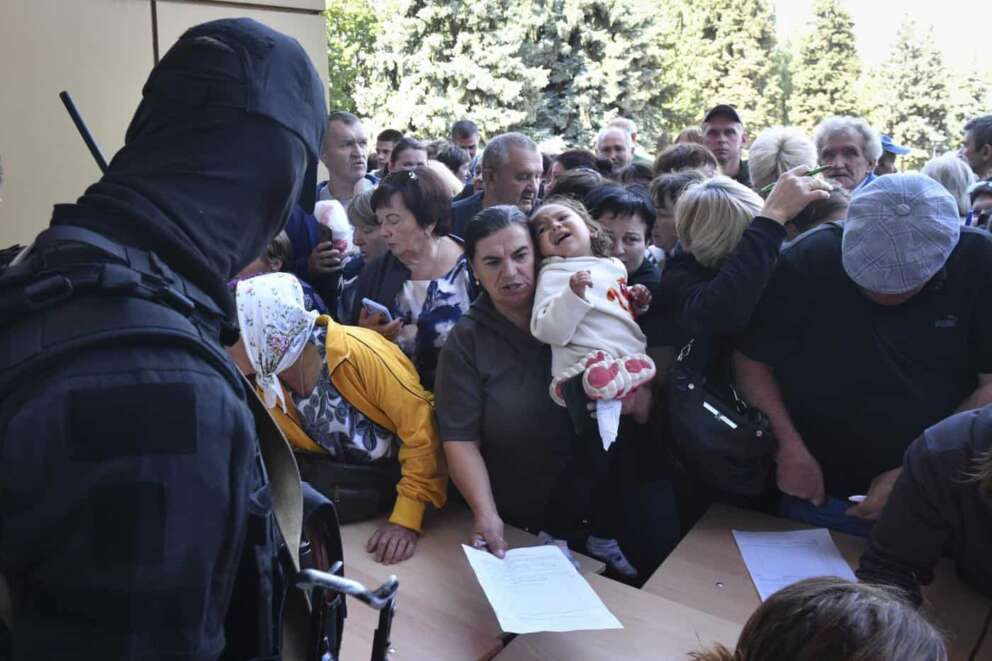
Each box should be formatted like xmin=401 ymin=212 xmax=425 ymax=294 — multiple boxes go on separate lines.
xmin=2 ymin=17 xmax=991 ymax=659
xmin=254 ymin=101 xmax=992 ymax=654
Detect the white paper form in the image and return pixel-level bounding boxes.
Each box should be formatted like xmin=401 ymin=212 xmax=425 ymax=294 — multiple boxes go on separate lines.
xmin=462 ymin=544 xmax=623 ymax=634
xmin=732 ymin=529 xmax=856 ymax=601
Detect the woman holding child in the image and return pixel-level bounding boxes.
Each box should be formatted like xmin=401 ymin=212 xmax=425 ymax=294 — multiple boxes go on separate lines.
xmin=435 ymin=204 xmax=679 ymax=579
xmin=435 ymin=207 xmax=588 ymax=555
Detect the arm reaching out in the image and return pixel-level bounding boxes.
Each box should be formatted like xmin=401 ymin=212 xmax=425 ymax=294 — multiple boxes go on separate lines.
xmin=734 ymin=350 xmax=825 ymax=505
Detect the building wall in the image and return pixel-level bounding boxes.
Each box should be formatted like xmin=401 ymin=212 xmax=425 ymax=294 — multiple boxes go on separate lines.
xmin=0 ymin=0 xmax=328 ymax=248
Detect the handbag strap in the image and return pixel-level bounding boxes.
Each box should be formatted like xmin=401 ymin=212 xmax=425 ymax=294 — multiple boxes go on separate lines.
xmin=675 ymin=339 xmax=695 ymax=363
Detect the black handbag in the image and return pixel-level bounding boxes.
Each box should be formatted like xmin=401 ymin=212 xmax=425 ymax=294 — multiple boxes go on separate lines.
xmin=665 ymin=339 xmax=776 ymax=495
xmin=296 ymin=453 xmax=400 ymax=524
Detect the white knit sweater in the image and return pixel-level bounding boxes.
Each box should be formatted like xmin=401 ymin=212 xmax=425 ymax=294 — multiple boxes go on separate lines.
xmin=530 ymin=255 xmax=647 ymax=379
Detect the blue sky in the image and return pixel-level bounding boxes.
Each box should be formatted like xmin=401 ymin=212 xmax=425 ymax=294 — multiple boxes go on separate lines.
xmin=775 ymin=0 xmax=985 ymax=70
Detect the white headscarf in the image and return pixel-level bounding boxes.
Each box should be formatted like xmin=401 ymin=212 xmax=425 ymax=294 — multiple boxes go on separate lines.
xmin=235 ymin=273 xmax=319 ymax=411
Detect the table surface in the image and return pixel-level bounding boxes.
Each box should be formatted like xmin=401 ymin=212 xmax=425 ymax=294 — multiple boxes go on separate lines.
xmin=338 ymin=505 xmax=604 ymax=661
xmin=642 ymin=504 xmax=992 ymax=661
xmin=496 ymin=572 xmax=741 ymax=660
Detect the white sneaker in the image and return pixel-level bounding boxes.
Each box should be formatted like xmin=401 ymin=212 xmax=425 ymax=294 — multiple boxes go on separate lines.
xmin=537 ymin=531 xmax=580 ymax=570
xmin=585 ymin=535 xmax=638 ymax=578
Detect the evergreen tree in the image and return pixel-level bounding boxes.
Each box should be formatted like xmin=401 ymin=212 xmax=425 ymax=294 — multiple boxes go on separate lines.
xmin=352 ymin=0 xmax=549 ymax=138
xmin=325 ymin=0 xmax=380 ymax=113
xmin=773 ymin=45 xmax=793 ymax=126
xmin=947 ymin=67 xmax=992 ymax=139
xmin=527 ymin=0 xmax=683 ymax=147
xmin=676 ymin=0 xmax=783 ymax=134
xmin=869 ymin=17 xmax=951 ymax=169
xmin=788 ymin=0 xmax=861 ymax=133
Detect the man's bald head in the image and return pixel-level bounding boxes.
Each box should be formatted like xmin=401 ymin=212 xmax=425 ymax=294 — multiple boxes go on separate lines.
xmin=608 ymin=117 xmax=638 ymax=143
xmin=596 ymin=126 xmax=633 ymax=171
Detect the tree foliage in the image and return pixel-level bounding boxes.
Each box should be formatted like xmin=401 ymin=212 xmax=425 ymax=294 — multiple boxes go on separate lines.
xmin=677 ymin=0 xmax=783 ymax=132
xmin=326 ymin=0 xmax=987 ymax=159
xmin=351 ymin=0 xmax=549 ymax=138
xmin=788 ymin=0 xmax=860 ymax=133
xmin=526 ymin=0 xmax=683 ymax=147
xmin=947 ymin=68 xmax=992 ymax=139
xmin=325 ymin=0 xmax=380 ymax=112
xmin=865 ymin=17 xmax=951 ymax=169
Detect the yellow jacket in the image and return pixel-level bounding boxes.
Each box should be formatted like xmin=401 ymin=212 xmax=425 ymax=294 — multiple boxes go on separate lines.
xmin=267 ymin=315 xmax=447 ymax=532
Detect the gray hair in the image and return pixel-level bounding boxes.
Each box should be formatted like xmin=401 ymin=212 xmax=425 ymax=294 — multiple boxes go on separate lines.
xmin=596 ymin=126 xmax=632 ymax=150
xmin=922 ymin=152 xmax=978 ymax=216
xmin=814 ymin=116 xmax=883 ymax=163
xmin=346 ymin=189 xmax=377 ymax=230
xmin=748 ymin=126 xmax=818 ymax=191
xmin=481 ymin=132 xmax=538 ymax=174
xmin=608 ymin=117 xmax=637 ymax=136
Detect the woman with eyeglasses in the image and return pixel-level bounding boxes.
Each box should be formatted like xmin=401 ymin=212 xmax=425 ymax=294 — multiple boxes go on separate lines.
xmin=352 ymin=167 xmax=476 ymax=390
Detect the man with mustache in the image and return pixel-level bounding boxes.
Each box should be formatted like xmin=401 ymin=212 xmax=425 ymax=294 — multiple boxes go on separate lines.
xmin=451 ymin=132 xmax=544 ymax=237
xmin=814 ymin=116 xmax=882 ymax=193
xmin=701 ymin=104 xmax=751 ymax=187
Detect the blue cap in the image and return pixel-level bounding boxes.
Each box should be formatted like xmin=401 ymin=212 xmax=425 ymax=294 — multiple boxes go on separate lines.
xmin=880 ymin=135 xmax=911 ymax=156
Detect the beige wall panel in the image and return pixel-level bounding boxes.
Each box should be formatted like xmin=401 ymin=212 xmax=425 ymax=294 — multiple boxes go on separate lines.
xmin=0 ymin=0 xmax=153 ymax=247
xmin=156 ymin=0 xmax=330 ymax=180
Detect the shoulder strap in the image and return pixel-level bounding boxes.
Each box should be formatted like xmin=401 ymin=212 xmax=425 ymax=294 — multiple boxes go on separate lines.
xmin=242 ymin=371 xmax=304 ymax=573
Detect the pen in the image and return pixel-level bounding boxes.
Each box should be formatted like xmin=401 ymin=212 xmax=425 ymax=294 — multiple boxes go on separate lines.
xmin=760 ymin=164 xmax=832 ymax=194
xmin=848 ymin=494 xmax=866 ymax=503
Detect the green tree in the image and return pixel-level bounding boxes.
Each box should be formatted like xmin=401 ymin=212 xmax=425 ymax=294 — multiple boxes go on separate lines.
xmin=352 ymin=0 xmax=550 ymax=138
xmin=527 ymin=0 xmax=684 ymax=148
xmin=676 ymin=0 xmax=783 ymax=134
xmin=947 ymin=67 xmax=992 ymax=140
xmin=325 ymin=0 xmax=380 ymax=112
xmin=787 ymin=0 xmax=861 ymax=133
xmin=867 ymin=17 xmax=951 ymax=169
xmin=772 ymin=44 xmax=793 ymax=126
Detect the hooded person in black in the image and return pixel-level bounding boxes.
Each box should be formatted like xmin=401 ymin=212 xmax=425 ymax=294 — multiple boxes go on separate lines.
xmin=0 ymin=19 xmax=325 ymax=660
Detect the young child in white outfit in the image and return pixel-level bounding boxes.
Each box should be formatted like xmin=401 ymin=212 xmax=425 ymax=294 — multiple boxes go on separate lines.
xmin=530 ymin=197 xmax=656 ymax=439
xmin=529 ymin=196 xmax=656 ymax=576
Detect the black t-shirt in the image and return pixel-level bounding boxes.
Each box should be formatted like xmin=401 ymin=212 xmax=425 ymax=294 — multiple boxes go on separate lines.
xmin=434 ymin=294 xmax=582 ymax=531
xmin=739 ymin=224 xmax=992 ymax=496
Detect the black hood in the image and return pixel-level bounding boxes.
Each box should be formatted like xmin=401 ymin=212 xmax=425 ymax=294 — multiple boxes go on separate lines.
xmin=51 ymin=18 xmax=326 ymax=318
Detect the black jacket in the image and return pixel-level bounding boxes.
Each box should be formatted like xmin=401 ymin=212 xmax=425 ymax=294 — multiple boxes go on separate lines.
xmin=653 ymin=216 xmax=785 ymax=378
xmin=450 ymin=192 xmax=484 ymax=238
xmin=857 ymin=407 xmax=992 ymax=605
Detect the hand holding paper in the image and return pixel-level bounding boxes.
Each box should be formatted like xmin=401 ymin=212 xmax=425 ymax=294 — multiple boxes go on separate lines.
xmin=462 ymin=544 xmax=622 ymax=634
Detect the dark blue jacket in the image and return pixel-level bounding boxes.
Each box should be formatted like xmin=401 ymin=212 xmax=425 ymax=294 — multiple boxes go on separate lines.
xmin=451 ymin=192 xmax=484 ymax=238
xmin=283 ymin=204 xmax=341 ymax=309
xmin=857 ymin=407 xmax=992 ymax=605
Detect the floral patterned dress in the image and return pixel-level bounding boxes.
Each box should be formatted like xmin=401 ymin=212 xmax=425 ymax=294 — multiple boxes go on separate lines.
xmin=394 ymin=254 xmax=473 ymax=390
xmin=291 ymin=325 xmax=398 ymax=463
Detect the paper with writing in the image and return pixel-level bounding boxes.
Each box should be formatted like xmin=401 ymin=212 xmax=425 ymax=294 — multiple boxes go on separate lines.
xmin=462 ymin=544 xmax=623 ymax=634
xmin=732 ymin=528 xmax=856 ymax=601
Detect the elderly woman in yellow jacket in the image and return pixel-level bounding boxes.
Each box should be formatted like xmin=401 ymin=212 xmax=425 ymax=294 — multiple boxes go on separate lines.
xmin=230 ymin=272 xmax=447 ymax=564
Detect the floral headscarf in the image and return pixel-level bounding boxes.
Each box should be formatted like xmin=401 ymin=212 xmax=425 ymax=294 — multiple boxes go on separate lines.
xmin=235 ymin=272 xmax=319 ymax=411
